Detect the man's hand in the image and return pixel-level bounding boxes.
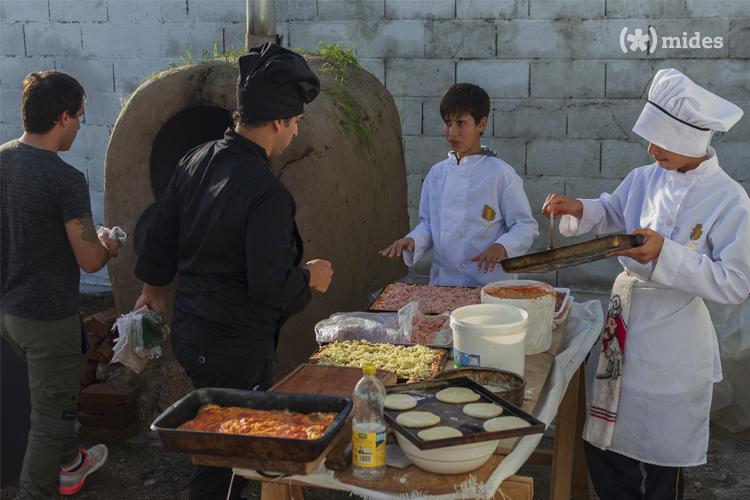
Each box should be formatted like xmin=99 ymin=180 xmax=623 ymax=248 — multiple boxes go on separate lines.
xmin=134 ymin=284 xmax=168 ymax=319
xmin=97 ymin=226 xmax=121 ymax=258
xmin=471 ymin=243 xmax=508 ymax=273
xmin=304 ymin=259 xmax=333 ymax=292
xmin=379 ymin=237 xmax=415 ymax=258
xmin=542 ymin=193 xmax=584 ymax=219
xmin=610 ymin=228 xmax=664 ymax=264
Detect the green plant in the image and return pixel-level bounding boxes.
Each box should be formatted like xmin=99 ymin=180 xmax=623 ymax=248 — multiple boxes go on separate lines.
xmin=318 ymin=43 xmax=374 ymax=157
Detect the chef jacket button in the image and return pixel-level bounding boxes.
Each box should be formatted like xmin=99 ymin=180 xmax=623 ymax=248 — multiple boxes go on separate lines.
xmin=198 ymin=355 xmax=206 ymax=364
xmin=458 ymin=264 xmax=465 ymax=270
xmin=666 ymin=219 xmax=673 ymax=226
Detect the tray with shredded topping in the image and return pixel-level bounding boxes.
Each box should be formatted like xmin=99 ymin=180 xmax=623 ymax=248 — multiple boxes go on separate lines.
xmin=308 ymin=340 xmax=449 ymax=382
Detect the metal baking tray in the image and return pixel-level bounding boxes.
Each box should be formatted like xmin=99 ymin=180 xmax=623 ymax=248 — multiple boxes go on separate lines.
xmin=368 ymin=283 xmax=481 ymax=313
xmin=500 ymin=234 xmax=645 ymax=273
xmin=151 ymin=388 xmax=352 ymax=462
xmin=384 ymin=377 xmax=544 ymax=450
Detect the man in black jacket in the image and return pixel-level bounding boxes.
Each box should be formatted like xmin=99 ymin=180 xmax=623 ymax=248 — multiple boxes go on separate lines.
xmin=133 ymin=44 xmax=333 ymax=500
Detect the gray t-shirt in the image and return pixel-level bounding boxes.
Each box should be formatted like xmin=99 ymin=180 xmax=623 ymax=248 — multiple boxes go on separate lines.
xmin=1 ymin=139 xmax=92 ymax=320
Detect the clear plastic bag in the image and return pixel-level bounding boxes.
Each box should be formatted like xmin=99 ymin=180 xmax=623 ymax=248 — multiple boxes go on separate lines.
xmin=314 ymin=301 xmax=452 ymax=347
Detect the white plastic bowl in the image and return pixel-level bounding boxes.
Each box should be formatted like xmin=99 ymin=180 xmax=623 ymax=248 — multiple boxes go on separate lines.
xmin=395 ymin=431 xmax=499 ymax=474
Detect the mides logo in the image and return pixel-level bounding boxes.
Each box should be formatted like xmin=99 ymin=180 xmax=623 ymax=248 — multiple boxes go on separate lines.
xmin=619 ymin=27 xmax=724 ymax=54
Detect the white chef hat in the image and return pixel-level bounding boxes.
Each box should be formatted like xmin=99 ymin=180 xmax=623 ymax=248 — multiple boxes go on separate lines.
xmin=632 ymin=68 xmax=743 ymax=157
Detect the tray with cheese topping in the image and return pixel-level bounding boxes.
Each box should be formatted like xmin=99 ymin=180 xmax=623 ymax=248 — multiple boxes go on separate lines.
xmin=308 ymin=340 xmax=449 ymax=382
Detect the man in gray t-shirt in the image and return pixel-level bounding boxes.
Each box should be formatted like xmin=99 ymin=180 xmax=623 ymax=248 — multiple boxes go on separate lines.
xmin=0 ymin=71 xmax=120 ymax=498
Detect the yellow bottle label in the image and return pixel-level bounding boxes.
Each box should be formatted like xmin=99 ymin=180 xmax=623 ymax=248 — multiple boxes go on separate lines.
xmin=352 ymin=430 xmax=386 ymax=468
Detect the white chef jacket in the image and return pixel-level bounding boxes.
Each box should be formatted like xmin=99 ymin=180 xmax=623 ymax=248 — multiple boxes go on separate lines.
xmin=561 ymin=147 xmax=750 ymax=466
xmin=403 ymin=149 xmax=538 ymax=287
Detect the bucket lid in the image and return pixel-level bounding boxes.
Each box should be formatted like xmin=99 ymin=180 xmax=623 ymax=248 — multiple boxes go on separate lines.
xmin=449 ymin=304 xmax=529 ymax=335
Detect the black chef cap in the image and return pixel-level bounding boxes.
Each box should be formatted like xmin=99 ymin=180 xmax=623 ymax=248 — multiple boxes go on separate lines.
xmin=236 ymin=43 xmax=320 ymax=122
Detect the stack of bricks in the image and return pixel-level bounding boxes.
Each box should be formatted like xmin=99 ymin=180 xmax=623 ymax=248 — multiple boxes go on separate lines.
xmin=79 ymin=308 xmax=139 ymax=437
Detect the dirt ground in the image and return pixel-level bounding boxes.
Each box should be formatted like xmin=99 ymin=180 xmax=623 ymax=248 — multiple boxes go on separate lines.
xmin=2 ymin=293 xmax=749 ymax=499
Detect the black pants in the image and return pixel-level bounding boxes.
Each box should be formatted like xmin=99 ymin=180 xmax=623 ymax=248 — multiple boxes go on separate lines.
xmin=584 ymin=441 xmax=685 ymax=500
xmin=173 ymin=338 xmax=273 ymax=500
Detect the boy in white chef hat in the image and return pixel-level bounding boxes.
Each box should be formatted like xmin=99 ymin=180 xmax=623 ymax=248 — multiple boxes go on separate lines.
xmin=544 ymin=68 xmax=750 ymax=499
xmin=380 ymin=83 xmax=539 ymax=286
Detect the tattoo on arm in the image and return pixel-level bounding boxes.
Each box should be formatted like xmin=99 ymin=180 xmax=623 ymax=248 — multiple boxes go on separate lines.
xmin=75 ymin=217 xmax=98 ymax=244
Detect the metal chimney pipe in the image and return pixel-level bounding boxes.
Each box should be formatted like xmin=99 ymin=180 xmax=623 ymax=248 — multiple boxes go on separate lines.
xmin=246 ymin=0 xmax=282 ymax=50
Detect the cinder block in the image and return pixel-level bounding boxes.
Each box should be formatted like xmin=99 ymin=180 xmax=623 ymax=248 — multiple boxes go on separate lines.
xmin=223 ymin=22 xmax=246 ymax=53
xmin=161 ymin=23 xmax=225 ymax=58
xmin=61 ymin=125 xmax=109 ymax=163
xmin=25 ymin=23 xmax=82 ymax=57
xmin=393 ymin=97 xmax=422 ymax=135
xmin=276 ymin=0 xmax=317 ymax=22
xmin=565 ymin=176 xmax=620 ymax=200
xmin=530 ymin=0 xmax=605 ymax=19
xmin=386 ymin=0 xmax=455 ymax=20
xmin=480 ymin=138 xmax=526 ymax=173
xmin=0 ymin=24 xmax=25 ymax=57
xmin=422 ymin=97 xmax=494 ymax=136
xmin=406 ymin=173 xmax=426 ymax=209
xmin=457 ymin=0 xmax=528 ymax=19
xmin=605 ymin=61 xmax=659 ymax=98
xmin=566 ymin=100 xmax=643 ymax=140
xmin=113 ymin=57 xmax=172 ymax=94
xmin=360 ymin=21 xmax=426 ymax=58
xmin=0 ymin=56 xmax=56 ymax=88
xmin=457 ymin=60 xmax=528 ymax=98
xmin=82 ymin=91 xmax=121 ymax=127
xmin=425 ymin=20 xmax=495 ymax=58
xmin=729 ymin=19 xmax=750 ymax=58
xmin=531 ymin=61 xmax=604 ymax=98
xmin=686 ymin=0 xmax=750 ymax=17
xmin=188 ymin=0 xmax=245 ymax=23
xmin=82 ymin=23 xmax=161 ymax=58
xmin=359 ymin=58 xmax=384 ymax=84
xmin=0 ymin=90 xmax=22 ymax=124
xmin=1 ymin=1 xmax=48 ymax=21
xmin=521 ymin=175 xmax=568 ymax=220
xmin=527 ymin=140 xmax=600 ymax=177
xmin=492 ymin=99 xmax=566 ymax=139
xmin=679 ymin=60 xmax=750 ymax=102
xmin=288 ymin=21 xmax=361 ymax=56
xmin=0 ymin=123 xmax=23 ymax=142
xmin=317 ymin=0 xmax=384 ymax=20
xmin=58 ymin=154 xmax=106 ymax=191
xmin=719 ymin=142 xmax=750 ymax=182
xmin=408 ymin=207 xmax=420 ymax=230
xmin=54 ymin=57 xmax=114 ymax=93
xmin=605 ymin=0 xmax=688 ymax=18
xmin=49 ymin=0 xmax=107 ymax=22
xmin=404 ymin=135 xmax=449 ymax=175
xmin=385 ymin=59 xmax=454 ymax=97
xmin=107 ymin=0 xmax=189 ymax=23
xmin=600 ymin=141 xmax=651 ymax=179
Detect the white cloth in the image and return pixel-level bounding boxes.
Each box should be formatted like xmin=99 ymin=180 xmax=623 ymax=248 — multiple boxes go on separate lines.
xmin=403 ymin=149 xmax=538 ymax=287
xmin=632 ymin=68 xmax=743 ymax=157
xmin=561 ymin=148 xmax=750 ymax=466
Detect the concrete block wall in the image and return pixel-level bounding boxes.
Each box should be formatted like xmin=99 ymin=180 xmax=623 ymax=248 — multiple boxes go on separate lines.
xmin=2 ymin=0 xmax=749 ymax=294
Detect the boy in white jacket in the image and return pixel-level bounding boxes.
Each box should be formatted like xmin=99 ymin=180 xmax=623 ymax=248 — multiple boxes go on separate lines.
xmin=381 ymin=83 xmax=538 ymax=286
xmin=544 ymin=69 xmax=750 ymax=500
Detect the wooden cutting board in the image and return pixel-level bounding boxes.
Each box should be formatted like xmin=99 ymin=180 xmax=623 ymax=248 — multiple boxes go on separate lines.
xmin=270 ymin=363 xmax=397 ymax=397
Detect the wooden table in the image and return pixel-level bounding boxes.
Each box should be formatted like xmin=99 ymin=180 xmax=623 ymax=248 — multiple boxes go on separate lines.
xmin=241 ymin=320 xmax=591 ymax=500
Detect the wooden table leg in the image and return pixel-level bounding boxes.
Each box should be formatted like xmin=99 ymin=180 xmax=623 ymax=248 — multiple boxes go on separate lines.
xmin=549 ymin=365 xmax=584 ymax=500
xmin=571 ymin=365 xmax=589 ymax=500
xmin=260 ymin=482 xmax=305 ymax=500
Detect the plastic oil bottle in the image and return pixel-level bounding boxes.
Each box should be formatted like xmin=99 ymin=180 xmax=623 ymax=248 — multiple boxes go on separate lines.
xmin=352 ymin=363 xmax=387 ymax=480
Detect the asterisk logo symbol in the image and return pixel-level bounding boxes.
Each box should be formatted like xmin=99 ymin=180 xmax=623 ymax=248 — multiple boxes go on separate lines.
xmin=626 ymin=28 xmax=650 ymax=52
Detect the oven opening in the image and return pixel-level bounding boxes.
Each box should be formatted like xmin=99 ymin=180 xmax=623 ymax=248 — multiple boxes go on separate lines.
xmin=149 ymin=105 xmax=233 ymax=199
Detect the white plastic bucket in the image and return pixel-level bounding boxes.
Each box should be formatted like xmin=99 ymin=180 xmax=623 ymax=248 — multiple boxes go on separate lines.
xmin=450 ymin=304 xmax=528 ymax=376
xmin=481 ymin=280 xmax=555 ymax=355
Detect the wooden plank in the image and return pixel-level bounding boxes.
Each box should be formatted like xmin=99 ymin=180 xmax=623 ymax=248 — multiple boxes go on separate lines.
xmin=260 ymin=483 xmax=304 ymax=500
xmin=270 ymin=364 xmax=397 ymax=398
xmin=549 ymin=361 xmax=581 ymax=500
xmin=494 ymin=475 xmax=534 ymax=500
